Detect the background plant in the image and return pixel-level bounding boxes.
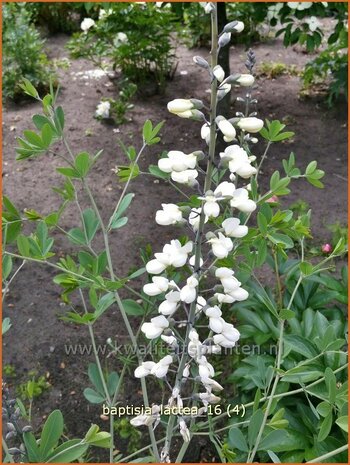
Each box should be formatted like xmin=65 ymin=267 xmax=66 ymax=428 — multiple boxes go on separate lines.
xmin=2 ymin=3 xmax=53 ymax=101
xmin=67 ymin=2 xmax=178 ymax=94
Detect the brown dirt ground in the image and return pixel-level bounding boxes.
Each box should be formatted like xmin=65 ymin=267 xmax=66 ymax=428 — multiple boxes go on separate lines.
xmin=2 ymin=32 xmax=347 ymax=462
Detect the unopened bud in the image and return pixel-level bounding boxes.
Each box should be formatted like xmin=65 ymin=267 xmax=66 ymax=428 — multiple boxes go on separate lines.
xmin=22 ymin=425 xmax=32 ymax=433
xmin=193 ymin=56 xmax=209 ymax=69
xmin=224 ymin=20 xmax=244 ymax=33
xmin=218 ymin=32 xmax=231 ymax=48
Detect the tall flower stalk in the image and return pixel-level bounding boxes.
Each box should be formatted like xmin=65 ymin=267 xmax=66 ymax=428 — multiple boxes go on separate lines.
xmin=131 ymin=4 xmax=262 ymax=461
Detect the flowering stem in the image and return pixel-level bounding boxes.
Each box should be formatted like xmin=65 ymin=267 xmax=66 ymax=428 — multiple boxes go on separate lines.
xmin=161 ymin=5 xmax=219 ymax=461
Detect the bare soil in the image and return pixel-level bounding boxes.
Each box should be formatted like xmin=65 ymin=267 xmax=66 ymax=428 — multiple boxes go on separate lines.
xmin=2 ymin=33 xmax=347 ymax=462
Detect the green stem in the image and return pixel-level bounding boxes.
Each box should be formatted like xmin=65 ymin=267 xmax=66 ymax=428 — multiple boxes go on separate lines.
xmin=306 ymin=444 xmax=348 ymax=463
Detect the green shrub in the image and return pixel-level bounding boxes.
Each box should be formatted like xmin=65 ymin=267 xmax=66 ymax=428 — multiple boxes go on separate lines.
xmin=67 ymin=3 xmax=177 ymax=94
xmin=2 ymin=3 xmax=53 ymax=101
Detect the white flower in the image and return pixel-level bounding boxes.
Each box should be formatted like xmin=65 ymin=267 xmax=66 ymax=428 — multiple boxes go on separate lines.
xmin=158 ymin=150 xmax=197 ymax=173
xmin=141 ymin=315 xmax=169 ymax=339
xmin=188 ymin=208 xmax=208 ymax=231
xmin=230 ymin=188 xmax=256 ymax=213
xmin=217 ymin=83 xmax=231 ymax=100
xmin=159 ymin=291 xmax=181 ymax=316
xmin=237 ymin=117 xmax=264 ymax=133
xmin=215 ymin=292 xmax=235 ymax=304
xmin=208 ymin=233 xmax=233 ymax=259
xmin=156 ymin=204 xmax=183 ymax=226
xmin=196 ymin=296 xmax=207 ymax=314
xmin=130 ymin=405 xmax=161 ymax=427
xmin=267 ymin=3 xmax=283 ymax=20
xmin=198 ymin=356 xmax=215 ymax=378
xmin=98 ymin=8 xmax=113 ymax=19
xmin=216 ymin=116 xmax=236 ymax=142
xmin=198 ymin=392 xmax=221 ymax=405
xmin=222 ymin=218 xmax=248 ymax=238
xmin=215 ymin=267 xmax=234 ymax=279
xmin=237 ymin=74 xmax=255 ymax=87
xmin=167 ymin=99 xmax=203 ymax=119
xmin=134 ymin=361 xmax=156 ymax=378
xmin=201 ymin=377 xmax=224 ymax=392
xmin=179 ymin=419 xmax=191 ymax=442
xmin=220 ymin=145 xmax=257 ymax=178
xmin=81 ymin=18 xmax=95 ymax=32
xmin=287 ymin=2 xmax=312 ymax=10
xmin=213 ymin=65 xmax=225 ymax=82
xmin=161 ymin=333 xmax=177 ymax=346
xmin=201 ymin=124 xmax=211 ymax=144
xmin=214 ymin=181 xmax=236 ymax=199
xmin=189 ymin=255 xmax=204 ymax=268
xmin=143 ymin=277 xmax=170 ymax=296
xmin=229 ymin=287 xmax=249 ymax=301
xmin=198 ymin=193 xmax=222 ymax=218
xmin=205 ymin=306 xmax=225 ymax=333
xmin=306 ymin=16 xmax=321 ymax=32
xmin=146 ymin=240 xmax=193 ymax=274
xmin=213 ymin=322 xmax=240 ymax=348
xmin=95 ymin=101 xmax=110 ymax=119
xmin=115 ymin=32 xmax=128 ymax=44
xmin=171 ymin=169 xmax=199 ymax=186
xmin=151 ymin=354 xmax=173 ymax=378
xmin=167 ymin=99 xmax=194 ymax=114
xmin=180 ymin=276 xmax=199 ymax=303
xmin=229 ymin=21 xmax=244 ymax=33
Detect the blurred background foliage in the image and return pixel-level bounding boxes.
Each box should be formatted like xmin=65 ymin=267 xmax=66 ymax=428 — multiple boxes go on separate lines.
xmin=2 ymin=2 xmax=348 ymax=103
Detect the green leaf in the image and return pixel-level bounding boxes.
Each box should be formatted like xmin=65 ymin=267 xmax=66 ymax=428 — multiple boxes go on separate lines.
xmin=56 ymin=167 xmax=81 ymax=178
xmin=2 ymin=317 xmax=12 ymax=335
xmin=248 ymin=409 xmax=264 ymax=447
xmin=110 ymin=217 xmax=128 ymax=230
xmin=279 ymin=308 xmax=295 ymax=320
xmin=122 ymin=299 xmax=144 ymax=316
xmin=317 ymin=411 xmax=333 ymax=442
xmin=228 ymin=427 xmax=248 ymax=452
xmin=300 ymin=261 xmax=313 ymax=276
xmin=83 ymin=208 xmax=99 ymax=243
xmin=17 ymin=235 xmax=30 ymax=257
xmin=335 ymin=416 xmax=348 ymax=432
xmin=75 ymin=152 xmax=91 ymax=178
xmin=107 ymin=372 xmax=120 ymax=396
xmin=94 ymin=293 xmax=116 ymax=319
xmin=88 ymin=363 xmax=105 ymax=394
xmin=148 ymin=164 xmax=170 ymax=180
xmin=68 ymin=228 xmax=87 ymax=246
xmin=23 ymin=130 xmax=44 ymax=148
xmin=20 ymin=79 xmax=39 ymax=99
xmin=257 ymin=212 xmax=268 ymax=235
xmin=267 ymin=233 xmax=294 ymax=249
xmin=2 ymin=255 xmax=13 ymax=281
xmin=54 ymin=106 xmax=65 ymax=134
xmin=83 ymin=388 xmax=105 ymax=404
xmin=23 ymin=431 xmax=42 ymax=462
xmin=40 ymin=410 xmax=64 ymax=458
xmin=284 ymin=335 xmax=318 ymax=358
xmin=316 ymin=401 xmax=332 ymax=418
xmin=324 ymin=367 xmax=337 ymax=403
xmin=258 ymin=430 xmax=288 ymax=451
xmin=46 ymin=439 xmax=88 ymax=463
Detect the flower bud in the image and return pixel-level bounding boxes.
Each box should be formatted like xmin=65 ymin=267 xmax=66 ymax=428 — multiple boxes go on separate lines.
xmin=237 ymin=74 xmax=255 ymax=87
xmin=213 ymin=65 xmax=225 ymax=82
xmin=216 ymin=116 xmax=236 ymax=142
xmin=321 ymin=243 xmax=332 ymax=254
xmin=193 ymin=56 xmax=209 ymax=69
xmin=223 ymin=73 xmax=241 ymax=84
xmin=224 ymin=20 xmax=244 ymax=33
xmin=237 ymin=117 xmax=264 ymax=133
xmin=218 ymin=32 xmax=231 ymax=48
